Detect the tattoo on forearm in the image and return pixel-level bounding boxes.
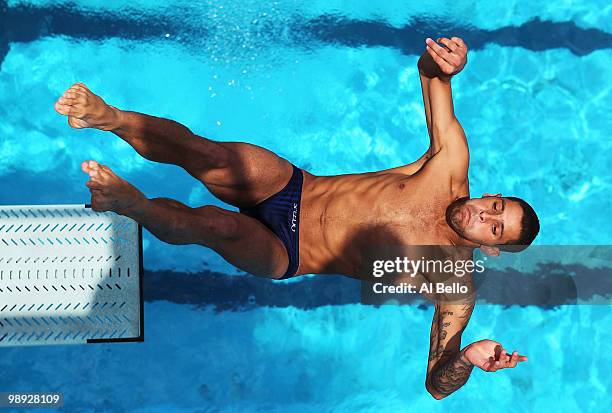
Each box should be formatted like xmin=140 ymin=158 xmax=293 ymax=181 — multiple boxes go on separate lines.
xmin=428 ymin=298 xmax=475 ymax=387
xmin=428 ymin=309 xmax=454 ymax=360
xmin=430 ymin=350 xmax=474 ymax=395
xmin=426 ymin=284 xmax=478 ymax=397
xmin=439 ymin=310 xmax=452 ymax=340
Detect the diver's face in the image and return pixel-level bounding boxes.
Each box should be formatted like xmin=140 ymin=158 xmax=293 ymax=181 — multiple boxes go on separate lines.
xmin=446 ymin=194 xmax=523 ymax=246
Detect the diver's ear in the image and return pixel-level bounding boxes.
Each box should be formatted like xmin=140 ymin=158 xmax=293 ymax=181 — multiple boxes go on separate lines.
xmin=479 ymin=245 xmax=500 ymax=256
xmin=482 ymin=193 xmax=501 ymax=198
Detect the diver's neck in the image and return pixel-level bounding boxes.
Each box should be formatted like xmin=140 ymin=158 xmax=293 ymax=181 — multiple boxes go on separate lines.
xmin=444 ymin=224 xmax=479 ymax=249
xmin=451 ymin=237 xmax=478 ymax=248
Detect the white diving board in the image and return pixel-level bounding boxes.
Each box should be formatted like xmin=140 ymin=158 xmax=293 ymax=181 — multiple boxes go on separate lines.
xmin=0 ymin=204 xmax=144 ymax=347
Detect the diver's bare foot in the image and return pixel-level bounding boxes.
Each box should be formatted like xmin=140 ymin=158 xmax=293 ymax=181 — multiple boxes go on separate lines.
xmin=54 ymin=83 xmax=120 ymax=131
xmin=82 ymin=160 xmax=146 ymax=215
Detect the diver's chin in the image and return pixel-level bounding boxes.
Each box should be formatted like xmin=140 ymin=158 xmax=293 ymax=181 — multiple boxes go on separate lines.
xmin=445 ymin=197 xmax=470 ymax=233
xmin=446 ymin=215 xmax=464 ymax=239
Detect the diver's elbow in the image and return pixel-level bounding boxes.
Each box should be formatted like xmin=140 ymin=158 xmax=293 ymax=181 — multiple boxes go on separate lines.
xmin=430 ymin=392 xmax=446 ymax=400
xmin=425 ymin=382 xmax=447 ymax=400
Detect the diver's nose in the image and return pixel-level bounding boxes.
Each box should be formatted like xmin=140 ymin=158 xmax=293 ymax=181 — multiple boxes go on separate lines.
xmin=480 ymin=209 xmax=498 ymax=223
xmin=479 ymin=210 xmax=487 ymax=222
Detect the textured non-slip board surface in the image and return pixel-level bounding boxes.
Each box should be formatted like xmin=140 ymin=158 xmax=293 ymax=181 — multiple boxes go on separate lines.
xmin=0 ymin=205 xmax=143 ymax=347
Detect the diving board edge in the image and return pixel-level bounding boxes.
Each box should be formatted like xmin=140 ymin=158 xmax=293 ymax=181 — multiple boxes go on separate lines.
xmin=82 ymin=203 xmax=144 ymax=344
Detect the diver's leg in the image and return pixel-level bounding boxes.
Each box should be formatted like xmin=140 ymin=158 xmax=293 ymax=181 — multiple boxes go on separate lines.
xmin=55 ymin=83 xmax=293 ymax=207
xmin=82 ymin=160 xmax=289 ymax=277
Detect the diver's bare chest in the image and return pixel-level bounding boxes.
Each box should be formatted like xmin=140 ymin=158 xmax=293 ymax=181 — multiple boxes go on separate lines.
xmin=379 ymin=178 xmax=450 ymax=214
xmin=305 ymin=172 xmax=453 ymax=233
xmin=370 ymin=180 xmax=454 ymax=240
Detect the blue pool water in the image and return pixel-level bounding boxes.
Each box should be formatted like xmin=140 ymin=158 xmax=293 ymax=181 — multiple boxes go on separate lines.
xmin=1 ymin=0 xmax=611 ymax=411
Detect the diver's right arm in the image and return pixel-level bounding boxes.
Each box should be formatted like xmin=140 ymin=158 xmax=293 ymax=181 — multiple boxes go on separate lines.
xmin=417 ymin=37 xmax=467 ymax=149
xmin=416 ymin=37 xmax=470 ymax=184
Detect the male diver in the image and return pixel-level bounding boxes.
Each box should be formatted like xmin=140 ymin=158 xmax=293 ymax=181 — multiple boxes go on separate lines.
xmin=55 ymin=36 xmax=537 ymax=399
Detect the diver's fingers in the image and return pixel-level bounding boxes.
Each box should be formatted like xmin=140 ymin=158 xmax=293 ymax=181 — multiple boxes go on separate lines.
xmin=425 ymin=45 xmax=454 ymax=74
xmin=451 ymin=37 xmax=467 ymax=51
xmin=426 ymin=38 xmax=454 ymax=64
xmin=508 ymin=351 xmax=520 ymax=368
xmin=437 ymin=37 xmax=459 ymax=54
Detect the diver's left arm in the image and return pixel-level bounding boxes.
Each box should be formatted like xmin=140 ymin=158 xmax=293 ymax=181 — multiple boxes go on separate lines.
xmin=428 ymin=339 xmax=528 ymax=399
xmin=425 ymin=296 xmax=475 ymax=399
xmin=426 ymin=290 xmax=529 ymax=399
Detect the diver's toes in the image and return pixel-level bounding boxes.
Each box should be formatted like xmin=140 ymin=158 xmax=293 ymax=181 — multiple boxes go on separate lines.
xmin=100 ymin=164 xmax=115 ymax=176
xmin=82 ymin=160 xmax=102 ymax=176
xmin=63 ymin=91 xmax=77 ymax=99
xmin=81 ymin=160 xmax=92 ymax=173
xmin=86 ymin=180 xmax=102 ymax=190
xmin=58 ymin=96 xmax=75 ymax=105
xmin=74 ymin=86 xmax=88 ymax=95
xmin=54 ymin=102 xmax=68 ymax=114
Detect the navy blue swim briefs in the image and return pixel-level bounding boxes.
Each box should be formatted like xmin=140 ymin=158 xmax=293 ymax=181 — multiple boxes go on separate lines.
xmin=239 ymin=164 xmax=303 ymax=279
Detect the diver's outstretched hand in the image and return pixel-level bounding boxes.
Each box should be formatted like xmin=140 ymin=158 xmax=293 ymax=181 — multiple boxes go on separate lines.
xmin=425 ymin=37 xmax=468 ymax=78
xmin=464 ymin=339 xmax=528 ymax=372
